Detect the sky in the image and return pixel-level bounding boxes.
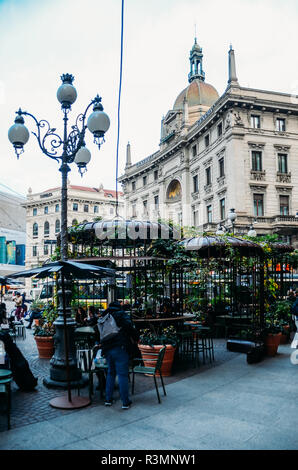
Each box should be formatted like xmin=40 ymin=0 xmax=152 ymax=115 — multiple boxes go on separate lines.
xmin=0 ymin=0 xmax=298 ymax=197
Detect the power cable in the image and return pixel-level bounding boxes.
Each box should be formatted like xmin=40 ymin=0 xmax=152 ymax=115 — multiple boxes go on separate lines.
xmin=115 ymin=0 xmax=124 ymax=217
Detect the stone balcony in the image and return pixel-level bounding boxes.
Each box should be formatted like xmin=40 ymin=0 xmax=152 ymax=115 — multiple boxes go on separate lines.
xmin=276 ymin=172 xmax=291 ymax=183
xmin=250 ymin=170 xmax=266 ymax=181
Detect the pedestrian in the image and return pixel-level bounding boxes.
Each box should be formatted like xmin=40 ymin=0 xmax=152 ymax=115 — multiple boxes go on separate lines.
xmin=14 ymin=292 xmax=23 ymax=321
xmin=96 ymin=300 xmax=139 ymax=409
xmin=21 ymin=292 xmax=27 ymax=317
xmin=0 ymin=303 xmax=7 ymax=324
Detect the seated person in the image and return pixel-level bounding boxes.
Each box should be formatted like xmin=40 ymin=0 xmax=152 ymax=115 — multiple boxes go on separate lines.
xmin=75 ymin=306 xmax=87 ymax=326
xmin=25 ymin=308 xmax=42 ymax=329
xmin=86 ymin=306 xmax=98 ymax=327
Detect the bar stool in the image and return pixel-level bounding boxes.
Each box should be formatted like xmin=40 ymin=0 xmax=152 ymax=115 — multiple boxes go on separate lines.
xmin=0 ymin=369 xmax=13 ymax=430
xmin=194 ymin=326 xmax=214 ymax=363
xmin=177 ymin=330 xmax=196 ymax=364
xmin=15 ymin=324 xmax=26 ymax=340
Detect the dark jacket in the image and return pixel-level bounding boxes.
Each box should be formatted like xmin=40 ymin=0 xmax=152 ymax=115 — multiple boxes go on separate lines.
xmin=291 ymin=299 xmax=298 ymax=316
xmin=96 ymin=305 xmax=139 ymax=356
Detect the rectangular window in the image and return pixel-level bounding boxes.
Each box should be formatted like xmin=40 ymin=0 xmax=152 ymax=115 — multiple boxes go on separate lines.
xmin=143 ymin=200 xmax=148 ymax=214
xmin=193 ymin=175 xmax=198 ymax=193
xmin=205 ymin=134 xmax=210 ymax=148
xmin=94 ymin=205 xmax=99 ymax=213
xmin=73 ymin=203 xmax=78 ymax=212
xmin=280 ymin=195 xmax=289 ymax=215
xmin=207 ymin=205 xmax=212 ymax=223
xmin=84 ymin=204 xmax=89 ymax=212
xmin=33 ymin=208 xmax=37 ymax=216
xmin=220 ymin=198 xmax=225 ymax=220
xmin=132 ymin=181 xmax=136 ymax=191
xmin=192 ymin=145 xmax=197 ymax=157
xmin=278 ymin=154 xmax=288 ymax=174
xmin=44 ymin=244 xmax=49 ymax=256
xmin=55 ymin=204 xmax=59 ymax=212
xmin=219 ymin=158 xmax=225 ymax=177
xmin=217 ymin=122 xmax=223 ymax=137
xmin=193 ymin=210 xmax=198 ymax=227
xmin=154 ymin=170 xmax=158 ymax=181
xmin=143 ymin=176 xmax=147 ymax=186
xmin=132 ymin=204 xmax=137 ymax=217
xmin=154 ymin=195 xmax=159 ymax=208
xmin=252 ymin=151 xmax=262 ymax=171
xmin=206 ymin=167 xmax=211 ymax=185
xmin=44 ymin=206 xmax=48 ymax=214
xmin=251 ymin=115 xmax=261 ymax=129
xmin=253 ymin=194 xmax=264 ymax=217
xmin=32 ymin=246 xmax=37 ymax=257
xmin=276 ymin=118 xmax=286 ymax=132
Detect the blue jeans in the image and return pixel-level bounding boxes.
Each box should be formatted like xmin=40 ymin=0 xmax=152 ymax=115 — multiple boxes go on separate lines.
xmin=105 ymin=346 xmax=130 ymax=405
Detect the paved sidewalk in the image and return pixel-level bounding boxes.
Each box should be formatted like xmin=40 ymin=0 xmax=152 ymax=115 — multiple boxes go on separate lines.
xmin=0 ymin=342 xmax=297 ymax=450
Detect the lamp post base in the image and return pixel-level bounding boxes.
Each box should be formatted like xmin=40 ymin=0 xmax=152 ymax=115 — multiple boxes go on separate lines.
xmin=50 ymin=395 xmax=91 ymax=409
xmin=43 ymin=376 xmax=88 ymax=389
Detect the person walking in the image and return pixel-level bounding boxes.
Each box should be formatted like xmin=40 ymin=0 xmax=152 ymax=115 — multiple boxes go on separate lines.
xmin=21 ymin=292 xmax=27 ymax=317
xmin=14 ymin=293 xmax=23 ymax=321
xmin=96 ymin=301 xmax=139 ymax=409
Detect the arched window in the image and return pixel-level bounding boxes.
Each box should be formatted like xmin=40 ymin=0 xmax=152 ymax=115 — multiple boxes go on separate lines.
xmin=44 ymin=221 xmax=50 ymax=237
xmin=33 ymin=223 xmax=38 ymax=237
xmin=55 ymin=219 xmax=60 ymax=233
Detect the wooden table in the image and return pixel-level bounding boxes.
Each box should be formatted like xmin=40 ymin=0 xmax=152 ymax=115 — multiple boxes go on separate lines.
xmin=133 ymin=315 xmax=195 ymax=324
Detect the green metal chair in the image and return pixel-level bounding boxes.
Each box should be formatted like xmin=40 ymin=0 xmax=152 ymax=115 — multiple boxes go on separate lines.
xmin=0 ymin=369 xmax=13 ymax=430
xmin=131 ymin=346 xmax=167 ymax=404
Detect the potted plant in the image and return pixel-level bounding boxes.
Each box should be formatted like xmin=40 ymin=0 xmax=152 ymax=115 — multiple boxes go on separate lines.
xmin=264 ymin=311 xmax=282 ymax=356
xmin=33 ymin=303 xmax=57 ymax=359
xmin=138 ymin=326 xmax=178 ymax=376
xmin=274 ymin=300 xmax=292 ymax=344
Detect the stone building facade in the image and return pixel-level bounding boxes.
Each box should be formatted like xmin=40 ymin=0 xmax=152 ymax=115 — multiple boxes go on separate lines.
xmin=119 ymin=40 xmax=298 ymax=247
xmin=23 ymin=183 xmax=124 ymax=271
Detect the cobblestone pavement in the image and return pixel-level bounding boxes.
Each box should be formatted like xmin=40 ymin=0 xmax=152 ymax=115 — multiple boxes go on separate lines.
xmin=0 ymin=306 xmax=239 ymax=432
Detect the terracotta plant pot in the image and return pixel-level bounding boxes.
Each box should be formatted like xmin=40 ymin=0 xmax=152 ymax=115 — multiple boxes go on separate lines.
xmin=138 ymin=344 xmax=176 ymax=376
xmin=280 ymin=325 xmax=290 ymax=344
xmin=34 ymin=336 xmax=54 ymax=359
xmin=265 ymin=333 xmax=281 ymax=356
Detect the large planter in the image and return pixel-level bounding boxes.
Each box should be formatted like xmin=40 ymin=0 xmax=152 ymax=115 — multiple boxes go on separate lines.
xmin=138 ymin=344 xmax=176 ymax=376
xmin=34 ymin=336 xmax=54 ymax=359
xmin=280 ymin=325 xmax=290 ymax=344
xmin=265 ymin=333 xmax=281 ymax=357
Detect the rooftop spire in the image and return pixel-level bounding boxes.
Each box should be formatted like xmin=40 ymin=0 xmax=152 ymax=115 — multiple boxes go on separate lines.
xmin=228 ymin=45 xmax=239 ymax=87
xmin=188 ymin=37 xmax=205 ymax=83
xmin=125 ymin=141 xmax=131 ymax=168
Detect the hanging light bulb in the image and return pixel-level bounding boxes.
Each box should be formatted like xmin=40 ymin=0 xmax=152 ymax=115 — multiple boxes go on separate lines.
xmin=74 ymin=144 xmax=91 ymax=177
xmin=87 ymin=95 xmax=110 ymax=148
xmin=8 ymin=110 xmax=30 ymax=158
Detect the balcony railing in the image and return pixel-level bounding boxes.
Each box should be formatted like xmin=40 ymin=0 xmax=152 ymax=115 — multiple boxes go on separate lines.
xmin=276 ymin=172 xmax=291 ymax=183
xmin=250 ymin=170 xmax=266 ymax=181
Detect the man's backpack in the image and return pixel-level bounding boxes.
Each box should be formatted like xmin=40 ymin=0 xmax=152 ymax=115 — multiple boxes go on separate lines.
xmin=97 ymin=313 xmax=121 ymax=342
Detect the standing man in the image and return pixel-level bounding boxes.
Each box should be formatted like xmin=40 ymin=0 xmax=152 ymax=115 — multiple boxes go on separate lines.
xmin=97 ymin=301 xmax=139 ymax=409
xmin=14 ymin=293 xmax=23 ymax=321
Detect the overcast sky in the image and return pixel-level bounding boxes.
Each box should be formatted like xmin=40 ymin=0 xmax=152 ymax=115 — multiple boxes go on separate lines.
xmin=0 ymin=0 xmax=298 ymax=197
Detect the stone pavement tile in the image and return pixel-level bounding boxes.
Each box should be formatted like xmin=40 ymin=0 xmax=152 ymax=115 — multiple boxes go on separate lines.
xmin=55 ymin=439 xmax=105 ymax=450
xmin=195 ymin=433 xmax=255 ymax=450
xmin=242 ymin=423 xmax=298 ymax=450
xmin=179 ymin=392 xmax=280 ymax=426
xmin=225 ymin=375 xmax=298 ymax=401
xmin=0 ymin=420 xmax=79 ymax=450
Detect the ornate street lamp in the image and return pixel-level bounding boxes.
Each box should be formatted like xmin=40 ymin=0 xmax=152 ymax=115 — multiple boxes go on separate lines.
xmin=8 ymin=73 xmax=110 ymax=391
xmin=227 ymin=208 xmax=237 ymax=235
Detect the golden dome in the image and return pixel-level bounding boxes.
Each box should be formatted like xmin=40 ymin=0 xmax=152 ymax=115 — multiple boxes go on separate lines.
xmin=173 ymin=79 xmax=219 ymax=125
xmin=173 ymin=79 xmax=219 ymax=111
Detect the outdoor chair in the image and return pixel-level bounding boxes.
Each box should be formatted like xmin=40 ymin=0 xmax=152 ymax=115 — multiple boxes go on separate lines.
xmin=76 ymin=347 xmax=108 ymax=400
xmin=131 ymin=346 xmax=167 ymax=404
xmin=0 ymin=369 xmax=12 ymax=430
